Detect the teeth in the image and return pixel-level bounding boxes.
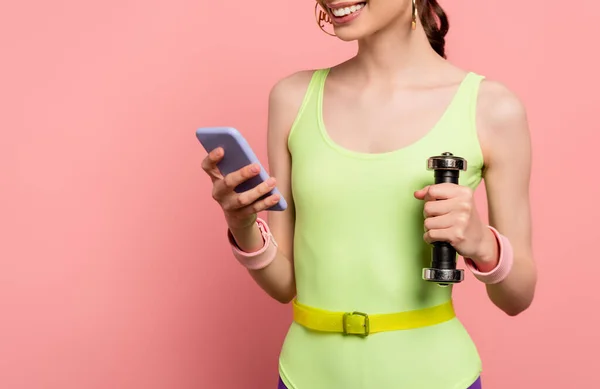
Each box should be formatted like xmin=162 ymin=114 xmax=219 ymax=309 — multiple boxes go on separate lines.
xmin=331 ymin=3 xmax=364 ymax=17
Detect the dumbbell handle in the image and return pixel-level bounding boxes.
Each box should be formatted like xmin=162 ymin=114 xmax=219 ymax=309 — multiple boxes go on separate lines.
xmin=431 ymin=170 xmax=459 ymax=272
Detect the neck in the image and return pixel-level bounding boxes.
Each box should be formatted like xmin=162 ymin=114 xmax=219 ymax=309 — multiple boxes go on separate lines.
xmin=353 ymin=21 xmax=443 ymax=83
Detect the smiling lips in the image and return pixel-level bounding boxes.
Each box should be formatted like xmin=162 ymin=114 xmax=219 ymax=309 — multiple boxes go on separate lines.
xmin=326 ymin=1 xmax=367 ymax=24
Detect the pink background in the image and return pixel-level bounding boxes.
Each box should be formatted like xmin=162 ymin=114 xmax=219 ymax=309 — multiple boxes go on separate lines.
xmin=2 ymin=1 xmax=598 ymax=388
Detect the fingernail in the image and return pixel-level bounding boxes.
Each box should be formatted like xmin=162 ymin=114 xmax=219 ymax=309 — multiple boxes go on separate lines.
xmin=251 ymin=165 xmax=260 ymax=173
xmin=266 ymin=177 xmax=275 ymax=186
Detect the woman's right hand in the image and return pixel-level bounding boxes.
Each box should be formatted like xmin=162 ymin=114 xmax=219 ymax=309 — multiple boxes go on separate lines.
xmin=201 ymin=147 xmax=281 ymax=231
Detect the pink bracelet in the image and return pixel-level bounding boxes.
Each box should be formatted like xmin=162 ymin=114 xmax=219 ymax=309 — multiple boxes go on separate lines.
xmin=227 ymin=218 xmax=278 ymax=270
xmin=464 ymin=226 xmax=514 ymax=284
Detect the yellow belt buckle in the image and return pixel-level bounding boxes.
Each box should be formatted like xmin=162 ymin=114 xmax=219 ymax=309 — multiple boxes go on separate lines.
xmin=342 ymin=311 xmax=370 ymax=337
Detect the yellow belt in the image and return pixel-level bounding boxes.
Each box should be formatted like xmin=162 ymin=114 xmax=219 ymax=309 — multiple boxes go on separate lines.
xmin=292 ymin=299 xmax=456 ymax=337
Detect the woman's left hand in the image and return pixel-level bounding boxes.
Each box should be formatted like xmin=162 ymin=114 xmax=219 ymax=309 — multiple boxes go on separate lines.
xmin=414 ymin=183 xmax=496 ymax=266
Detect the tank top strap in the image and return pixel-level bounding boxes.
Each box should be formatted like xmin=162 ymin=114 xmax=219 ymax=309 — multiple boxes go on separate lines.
xmin=287 ymin=68 xmax=330 ymax=148
xmin=312 ymin=68 xmax=330 ymax=92
xmin=434 ymin=71 xmax=486 ymax=145
xmin=465 ymin=72 xmax=485 ymax=117
xmin=432 ymin=71 xmax=486 ymax=176
xmin=300 ymin=68 xmax=329 ymax=111
xmin=453 ymin=72 xmax=486 ymax=129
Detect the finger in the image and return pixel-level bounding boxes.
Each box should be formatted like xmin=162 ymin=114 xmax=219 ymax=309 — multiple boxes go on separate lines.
xmin=235 ymin=177 xmax=277 ymax=208
xmin=239 ymin=193 xmax=281 ymax=216
xmin=201 ymin=148 xmax=225 ymax=181
xmin=423 ymin=228 xmax=453 ymax=245
xmin=223 ymin=164 xmax=261 ymax=191
xmin=423 ymin=183 xmax=462 ymax=202
xmin=423 ymin=199 xmax=455 ymax=218
xmin=214 ymin=163 xmax=261 ymax=199
xmin=423 ymin=214 xmax=454 ymax=232
xmin=414 ymin=186 xmax=430 ymax=200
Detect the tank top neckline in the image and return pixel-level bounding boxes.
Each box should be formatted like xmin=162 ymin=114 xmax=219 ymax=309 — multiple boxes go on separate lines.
xmin=315 ymin=68 xmax=478 ymax=160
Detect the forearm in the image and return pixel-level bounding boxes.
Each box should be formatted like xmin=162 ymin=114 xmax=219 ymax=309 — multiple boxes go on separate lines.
xmin=229 ymin=223 xmax=296 ymax=304
xmin=248 ymin=254 xmax=296 ymax=304
xmin=229 ymin=222 xmax=265 ymax=252
xmin=485 ymin=258 xmax=536 ymax=316
xmin=469 ymin=227 xmax=537 ymax=316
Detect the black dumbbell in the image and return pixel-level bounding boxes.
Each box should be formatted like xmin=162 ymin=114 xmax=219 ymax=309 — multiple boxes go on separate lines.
xmin=422 ymin=152 xmax=467 ymax=287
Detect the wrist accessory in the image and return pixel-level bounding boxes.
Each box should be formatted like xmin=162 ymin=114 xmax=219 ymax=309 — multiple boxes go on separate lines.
xmin=227 ymin=218 xmax=278 ymax=270
xmin=464 ymin=226 xmax=514 ymax=284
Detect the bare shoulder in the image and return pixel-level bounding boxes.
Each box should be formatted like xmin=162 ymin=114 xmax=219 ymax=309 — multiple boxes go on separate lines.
xmin=476 ymin=79 xmax=530 ymax=157
xmin=269 ymin=70 xmax=315 ymax=114
xmin=475 ymin=79 xmax=532 ymax=168
xmin=477 ymin=79 xmax=529 ymax=135
xmin=267 ymin=70 xmax=316 ymax=138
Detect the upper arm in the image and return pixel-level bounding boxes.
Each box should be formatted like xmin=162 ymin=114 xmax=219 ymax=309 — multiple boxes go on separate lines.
xmin=265 ymin=70 xmax=314 ymax=261
xmin=476 ymin=80 xmax=534 ymax=262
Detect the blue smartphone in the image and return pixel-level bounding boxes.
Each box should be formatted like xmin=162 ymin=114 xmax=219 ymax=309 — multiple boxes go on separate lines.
xmin=195 ymin=126 xmax=288 ymax=211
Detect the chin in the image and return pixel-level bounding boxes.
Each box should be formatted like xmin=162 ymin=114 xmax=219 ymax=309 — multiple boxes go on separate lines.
xmin=333 ymin=25 xmax=371 ymax=42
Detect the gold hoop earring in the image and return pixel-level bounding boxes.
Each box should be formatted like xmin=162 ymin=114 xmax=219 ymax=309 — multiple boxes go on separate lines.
xmin=412 ymin=0 xmax=417 ymax=30
xmin=315 ymin=2 xmax=336 ymax=36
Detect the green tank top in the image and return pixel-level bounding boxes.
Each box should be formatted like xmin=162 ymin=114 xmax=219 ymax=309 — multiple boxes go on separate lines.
xmin=279 ymin=68 xmax=486 ymax=389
